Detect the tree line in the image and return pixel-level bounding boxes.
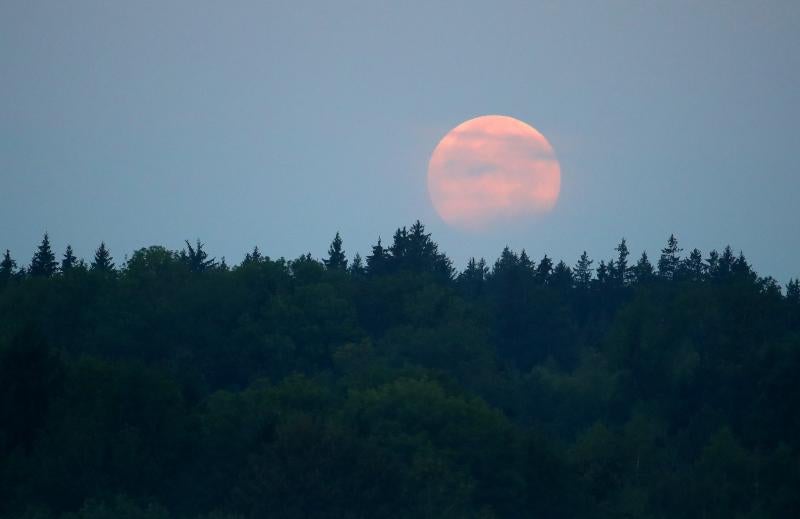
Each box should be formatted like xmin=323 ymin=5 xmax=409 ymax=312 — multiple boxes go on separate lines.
xmin=1 ymin=221 xmax=799 ymax=518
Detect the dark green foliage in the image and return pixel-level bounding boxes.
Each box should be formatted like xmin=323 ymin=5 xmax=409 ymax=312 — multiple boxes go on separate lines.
xmin=90 ymin=242 xmax=114 ymax=273
xmin=29 ymin=234 xmax=58 ymax=277
xmin=180 ymin=240 xmax=216 ymax=273
xmin=0 ymin=225 xmax=798 ymax=519
xmin=1 ymin=249 xmax=17 ymax=284
xmin=323 ymin=232 xmax=347 ymax=270
xmin=657 ymin=233 xmax=682 ymax=280
xmin=60 ymin=246 xmax=78 ymax=273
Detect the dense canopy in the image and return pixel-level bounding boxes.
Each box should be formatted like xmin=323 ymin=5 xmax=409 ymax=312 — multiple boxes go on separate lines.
xmin=1 ymin=222 xmax=799 ymax=518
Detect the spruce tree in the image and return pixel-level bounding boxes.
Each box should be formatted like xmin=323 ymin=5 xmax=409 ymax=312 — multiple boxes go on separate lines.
xmin=242 ymin=246 xmax=263 ymax=266
xmin=535 ymin=254 xmax=553 ymax=284
xmin=787 ymin=279 xmax=800 ymax=305
xmin=348 ymin=253 xmax=365 ymax=276
xmin=610 ymin=238 xmax=630 ymax=286
xmin=657 ymin=234 xmax=682 ymax=281
xmin=633 ymin=251 xmax=654 ymax=284
xmin=1 ymin=249 xmax=17 ymax=284
xmin=574 ymin=251 xmax=593 ymax=289
xmin=682 ymin=248 xmax=705 ymax=281
xmin=61 ymin=245 xmax=78 ymax=272
xmin=91 ymin=242 xmax=115 ymax=273
xmin=29 ymin=233 xmax=58 ymax=277
xmin=366 ymin=238 xmax=388 ymax=276
xmin=181 ymin=240 xmax=216 ymax=272
xmin=324 ymin=232 xmax=347 ymax=270
xmin=550 ymin=260 xmax=573 ymax=290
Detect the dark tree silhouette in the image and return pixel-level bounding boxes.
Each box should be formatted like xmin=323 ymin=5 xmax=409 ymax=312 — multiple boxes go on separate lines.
xmin=61 ymin=245 xmax=78 ymax=272
xmin=610 ymin=238 xmax=629 ymax=286
xmin=0 ymin=249 xmax=17 ymax=284
xmin=324 ymin=232 xmax=347 ymax=270
xmin=348 ymin=253 xmax=365 ymax=276
xmin=657 ymin=234 xmax=682 ymax=280
xmin=633 ymin=251 xmax=654 ymax=283
xmin=574 ymin=251 xmax=593 ymax=289
xmin=181 ymin=240 xmax=216 ymax=272
xmin=91 ymin=242 xmax=115 ymax=273
xmin=366 ymin=237 xmax=389 ymax=276
xmin=29 ymin=233 xmax=58 ymax=277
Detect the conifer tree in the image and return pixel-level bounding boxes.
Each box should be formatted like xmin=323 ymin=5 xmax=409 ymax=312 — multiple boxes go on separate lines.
xmin=596 ymin=260 xmax=609 ymax=286
xmin=657 ymin=234 xmax=682 ymax=281
xmin=348 ymin=253 xmax=365 ymax=276
xmin=610 ymin=238 xmax=630 ymax=286
xmin=242 ymin=246 xmax=263 ymax=266
xmin=633 ymin=251 xmax=654 ymax=284
xmin=519 ymin=250 xmax=534 ymax=273
xmin=181 ymin=240 xmax=216 ymax=272
xmin=324 ymin=232 xmax=348 ymax=270
xmin=550 ymin=260 xmax=573 ymax=290
xmin=29 ymin=233 xmax=58 ymax=277
xmin=61 ymin=245 xmax=78 ymax=272
xmin=366 ymin=238 xmax=389 ymax=276
xmin=535 ymin=254 xmax=553 ymax=284
xmin=706 ymin=250 xmax=720 ymax=279
xmin=91 ymin=242 xmax=115 ymax=273
xmin=682 ymin=248 xmax=705 ymax=281
xmin=1 ymin=249 xmax=17 ymax=284
xmin=574 ymin=251 xmax=593 ymax=289
xmin=787 ymin=279 xmax=800 ymax=305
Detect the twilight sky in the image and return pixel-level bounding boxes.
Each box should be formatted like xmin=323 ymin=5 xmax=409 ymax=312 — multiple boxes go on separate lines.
xmin=1 ymin=1 xmax=799 ymax=282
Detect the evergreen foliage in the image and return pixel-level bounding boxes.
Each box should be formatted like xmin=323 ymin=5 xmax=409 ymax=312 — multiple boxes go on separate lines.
xmin=90 ymin=242 xmax=115 ymax=273
xmin=0 ymin=223 xmax=798 ymax=518
xmin=29 ymin=233 xmax=58 ymax=277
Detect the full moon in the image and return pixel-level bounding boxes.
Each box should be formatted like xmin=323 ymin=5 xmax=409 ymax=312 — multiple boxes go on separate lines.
xmin=427 ymin=115 xmax=561 ymax=230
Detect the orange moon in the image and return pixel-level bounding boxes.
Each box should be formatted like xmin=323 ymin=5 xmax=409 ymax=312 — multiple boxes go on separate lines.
xmin=427 ymin=115 xmax=561 ymax=230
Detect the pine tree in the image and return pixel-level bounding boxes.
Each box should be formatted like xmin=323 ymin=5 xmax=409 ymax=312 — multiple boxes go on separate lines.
xmin=91 ymin=242 xmax=115 ymax=273
xmin=610 ymin=238 xmax=630 ymax=286
xmin=242 ymin=246 xmax=263 ymax=266
xmin=1 ymin=249 xmax=17 ymax=284
xmin=550 ymin=260 xmax=573 ymax=290
xmin=181 ymin=240 xmax=216 ymax=272
xmin=366 ymin=238 xmax=389 ymax=276
xmin=535 ymin=254 xmax=553 ymax=284
xmin=787 ymin=279 xmax=800 ymax=305
xmin=61 ymin=245 xmax=78 ymax=272
xmin=657 ymin=234 xmax=682 ymax=281
xmin=596 ymin=260 xmax=609 ymax=287
xmin=682 ymin=248 xmax=705 ymax=281
xmin=324 ymin=232 xmax=347 ymax=270
xmin=574 ymin=251 xmax=593 ymax=289
xmin=633 ymin=251 xmax=654 ymax=284
xmin=348 ymin=253 xmax=365 ymax=276
xmin=706 ymin=250 xmax=720 ymax=279
xmin=29 ymin=233 xmax=58 ymax=277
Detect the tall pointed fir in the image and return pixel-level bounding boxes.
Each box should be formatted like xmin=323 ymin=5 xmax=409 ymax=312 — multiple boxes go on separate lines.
xmin=657 ymin=234 xmax=682 ymax=281
xmin=324 ymin=232 xmax=347 ymax=270
xmin=366 ymin=237 xmax=389 ymax=276
xmin=61 ymin=245 xmax=78 ymax=272
xmin=91 ymin=242 xmax=115 ymax=273
xmin=574 ymin=251 xmax=593 ymax=289
xmin=682 ymin=248 xmax=705 ymax=281
xmin=633 ymin=251 xmax=654 ymax=284
xmin=242 ymin=246 xmax=264 ymax=266
xmin=181 ymin=240 xmax=216 ymax=272
xmin=29 ymin=233 xmax=58 ymax=277
xmin=610 ymin=238 xmax=630 ymax=286
xmin=1 ymin=249 xmax=17 ymax=284
xmin=348 ymin=253 xmax=365 ymax=276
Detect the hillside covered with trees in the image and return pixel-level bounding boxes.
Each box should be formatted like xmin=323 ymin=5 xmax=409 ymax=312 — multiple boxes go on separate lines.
xmin=1 ymin=222 xmax=799 ymax=518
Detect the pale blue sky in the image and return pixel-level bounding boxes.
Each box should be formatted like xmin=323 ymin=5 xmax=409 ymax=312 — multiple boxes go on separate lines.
xmin=1 ymin=1 xmax=798 ymax=281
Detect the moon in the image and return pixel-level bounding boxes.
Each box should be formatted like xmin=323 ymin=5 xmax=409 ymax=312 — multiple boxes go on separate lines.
xmin=427 ymin=115 xmax=561 ymax=230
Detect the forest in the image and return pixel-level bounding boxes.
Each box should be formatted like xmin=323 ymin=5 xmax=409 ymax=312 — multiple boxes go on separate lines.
xmin=1 ymin=221 xmax=799 ymax=518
